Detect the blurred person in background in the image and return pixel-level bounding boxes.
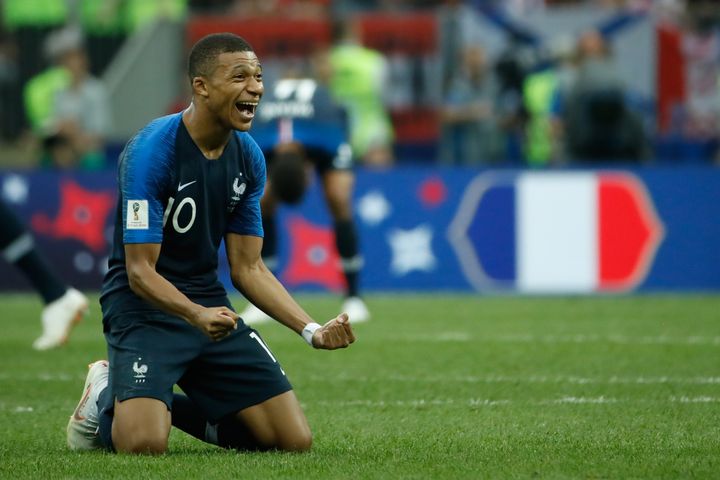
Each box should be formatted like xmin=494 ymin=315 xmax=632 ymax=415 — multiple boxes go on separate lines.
xmin=679 ymin=0 xmax=720 ymax=160
xmin=437 ymin=0 xmax=485 ymax=97
xmin=0 ymin=20 xmax=22 ymax=143
xmin=79 ymin=0 xmax=127 ymax=77
xmin=1 ymin=0 xmax=68 ymax=94
xmin=521 ymin=36 xmax=577 ymax=167
xmin=494 ymin=34 xmax=530 ymax=163
xmin=1 ymin=0 xmax=68 ymax=139
xmin=560 ymin=29 xmax=649 ymax=162
xmin=30 ymin=27 xmax=112 ymax=170
xmin=439 ymin=44 xmax=503 ymax=165
xmin=0 ymin=198 xmax=88 ymax=350
xmin=328 ymin=17 xmax=394 ymax=166
xmin=523 ymin=68 xmax=563 ymax=166
xmin=241 ymin=50 xmax=369 ymax=324
xmin=123 ymin=0 xmax=188 ymax=33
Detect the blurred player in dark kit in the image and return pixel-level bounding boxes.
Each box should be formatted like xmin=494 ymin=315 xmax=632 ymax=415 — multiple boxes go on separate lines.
xmin=0 ymin=198 xmax=87 ymax=350
xmin=241 ymin=50 xmax=369 ymax=324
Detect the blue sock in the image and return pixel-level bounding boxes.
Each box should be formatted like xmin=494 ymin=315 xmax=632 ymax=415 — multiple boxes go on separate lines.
xmin=171 ymin=393 xmax=208 ymax=441
xmin=97 ymin=385 xmax=114 ymax=451
xmin=334 ymin=220 xmax=361 ymax=297
xmin=171 ymin=393 xmax=257 ymax=450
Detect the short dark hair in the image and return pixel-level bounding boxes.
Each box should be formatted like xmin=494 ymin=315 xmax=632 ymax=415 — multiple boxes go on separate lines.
xmin=188 ymin=33 xmax=254 ymax=81
xmin=269 ymin=150 xmax=307 ymax=205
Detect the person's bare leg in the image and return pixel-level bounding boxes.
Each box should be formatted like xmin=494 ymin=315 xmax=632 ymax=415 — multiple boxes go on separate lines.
xmin=233 ymin=390 xmax=311 ymax=451
xmin=184 ymin=390 xmax=311 ymax=452
xmin=112 ymin=397 xmax=171 ymax=454
xmin=322 ymin=170 xmax=353 ymax=221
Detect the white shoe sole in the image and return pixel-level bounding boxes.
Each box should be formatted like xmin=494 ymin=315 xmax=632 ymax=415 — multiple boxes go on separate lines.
xmin=66 ymin=360 xmax=108 ymax=451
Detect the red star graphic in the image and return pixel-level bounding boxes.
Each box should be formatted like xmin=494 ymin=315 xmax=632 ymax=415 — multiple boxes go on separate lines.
xmin=31 ymin=180 xmax=115 ymax=253
xmin=281 ymin=216 xmax=346 ymax=292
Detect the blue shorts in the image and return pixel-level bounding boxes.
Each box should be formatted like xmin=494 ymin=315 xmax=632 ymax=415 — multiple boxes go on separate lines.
xmin=104 ymin=310 xmax=292 ymax=423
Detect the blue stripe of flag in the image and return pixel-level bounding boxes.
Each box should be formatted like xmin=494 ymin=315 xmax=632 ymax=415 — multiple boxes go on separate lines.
xmin=469 ymin=183 xmax=516 ymax=282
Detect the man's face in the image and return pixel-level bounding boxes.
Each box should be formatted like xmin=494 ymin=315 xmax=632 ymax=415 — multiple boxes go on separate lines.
xmin=200 ymin=51 xmax=264 ymax=131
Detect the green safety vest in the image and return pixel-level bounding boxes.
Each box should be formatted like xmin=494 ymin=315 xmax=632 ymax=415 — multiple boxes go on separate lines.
xmin=80 ymin=0 xmax=125 ymax=35
xmin=23 ymin=66 xmax=70 ymax=133
xmin=523 ymin=70 xmax=558 ymax=167
xmin=124 ymin=0 xmax=187 ymax=33
xmin=2 ymin=0 xmax=68 ymax=29
xmin=329 ymin=44 xmax=393 ymax=156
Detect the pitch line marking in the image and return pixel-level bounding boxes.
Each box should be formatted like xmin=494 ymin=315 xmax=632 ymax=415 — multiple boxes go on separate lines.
xmin=2 ymin=372 xmax=718 ymax=388
xmin=0 ymin=372 xmax=77 ymax=381
xmin=5 ymin=397 xmax=720 ymax=412
xmin=308 ymin=373 xmax=720 ymax=385
xmin=391 ymin=333 xmax=720 ymax=346
xmin=671 ymin=396 xmax=720 ymax=403
xmin=548 ymin=396 xmax=617 ymax=404
xmin=304 ymin=396 xmax=720 ymax=409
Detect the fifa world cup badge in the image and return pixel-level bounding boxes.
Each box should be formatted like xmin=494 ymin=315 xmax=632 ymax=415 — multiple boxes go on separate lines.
xmin=126 ymin=200 xmax=149 ymax=229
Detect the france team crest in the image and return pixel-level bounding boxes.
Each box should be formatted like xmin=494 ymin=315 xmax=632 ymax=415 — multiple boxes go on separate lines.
xmin=448 ymin=172 xmax=665 ymax=293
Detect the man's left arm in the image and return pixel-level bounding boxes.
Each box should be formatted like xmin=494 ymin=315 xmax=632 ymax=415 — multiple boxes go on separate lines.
xmin=226 ymin=233 xmax=355 ymax=350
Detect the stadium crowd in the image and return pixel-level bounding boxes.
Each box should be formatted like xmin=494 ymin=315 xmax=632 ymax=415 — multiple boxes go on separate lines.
xmin=0 ymin=0 xmax=719 ymax=168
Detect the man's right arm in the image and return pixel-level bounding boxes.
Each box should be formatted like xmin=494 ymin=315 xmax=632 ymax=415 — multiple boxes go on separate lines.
xmin=125 ymin=243 xmax=237 ymax=341
xmin=116 ymin=117 xmax=234 ymax=340
xmin=226 ymin=233 xmax=355 ymax=350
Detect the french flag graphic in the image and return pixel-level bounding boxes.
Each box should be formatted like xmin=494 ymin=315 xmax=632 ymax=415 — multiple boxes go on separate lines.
xmin=449 ymin=172 xmax=665 ymax=293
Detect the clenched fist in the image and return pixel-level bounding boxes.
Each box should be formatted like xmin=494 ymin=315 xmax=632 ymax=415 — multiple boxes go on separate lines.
xmin=312 ymin=313 xmax=356 ymax=350
xmin=190 ymin=306 xmax=238 ymax=341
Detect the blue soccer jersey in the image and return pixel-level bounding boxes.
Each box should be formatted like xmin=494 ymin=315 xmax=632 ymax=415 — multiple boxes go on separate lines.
xmin=100 ymin=112 xmax=266 ymax=317
xmin=251 ymin=78 xmax=352 ymax=171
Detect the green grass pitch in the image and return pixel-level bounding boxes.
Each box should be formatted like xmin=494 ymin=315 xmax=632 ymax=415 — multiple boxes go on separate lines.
xmin=0 ymin=293 xmax=719 ymax=479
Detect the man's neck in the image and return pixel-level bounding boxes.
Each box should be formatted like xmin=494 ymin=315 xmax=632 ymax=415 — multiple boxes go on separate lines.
xmin=182 ymin=103 xmax=231 ymax=160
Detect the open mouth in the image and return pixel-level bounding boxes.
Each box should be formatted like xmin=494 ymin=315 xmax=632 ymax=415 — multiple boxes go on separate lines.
xmin=235 ymin=101 xmax=257 ymax=118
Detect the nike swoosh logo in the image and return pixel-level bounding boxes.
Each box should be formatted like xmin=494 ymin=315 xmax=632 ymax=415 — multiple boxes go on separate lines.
xmin=72 ymin=385 xmax=92 ymax=421
xmin=178 ymin=180 xmax=197 ymax=192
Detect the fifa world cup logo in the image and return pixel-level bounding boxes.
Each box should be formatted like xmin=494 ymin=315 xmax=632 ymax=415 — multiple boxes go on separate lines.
xmin=132 ymin=202 xmax=140 ymax=221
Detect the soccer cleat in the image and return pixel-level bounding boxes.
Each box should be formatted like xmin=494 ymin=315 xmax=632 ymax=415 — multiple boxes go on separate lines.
xmin=341 ymin=296 xmax=370 ymax=324
xmin=33 ymin=288 xmax=88 ymax=350
xmin=67 ymin=360 xmax=109 ymax=451
xmin=239 ymin=303 xmax=272 ymax=325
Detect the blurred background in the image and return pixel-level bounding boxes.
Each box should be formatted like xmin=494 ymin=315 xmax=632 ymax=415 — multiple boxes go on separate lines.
xmin=0 ymin=0 xmax=718 ymax=295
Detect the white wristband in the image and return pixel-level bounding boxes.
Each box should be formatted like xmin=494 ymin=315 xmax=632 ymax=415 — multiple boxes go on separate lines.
xmin=301 ymin=322 xmax=322 ymax=347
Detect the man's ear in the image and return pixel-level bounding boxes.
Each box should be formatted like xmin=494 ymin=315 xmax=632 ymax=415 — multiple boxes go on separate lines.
xmin=192 ymin=76 xmax=209 ymax=98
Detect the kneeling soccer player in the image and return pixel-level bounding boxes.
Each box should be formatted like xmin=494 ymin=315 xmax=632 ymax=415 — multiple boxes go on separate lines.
xmin=66 ymin=32 xmax=355 ymax=454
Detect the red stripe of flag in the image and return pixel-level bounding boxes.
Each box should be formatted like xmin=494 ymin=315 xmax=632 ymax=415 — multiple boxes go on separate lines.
xmin=598 ymin=174 xmax=664 ymax=291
